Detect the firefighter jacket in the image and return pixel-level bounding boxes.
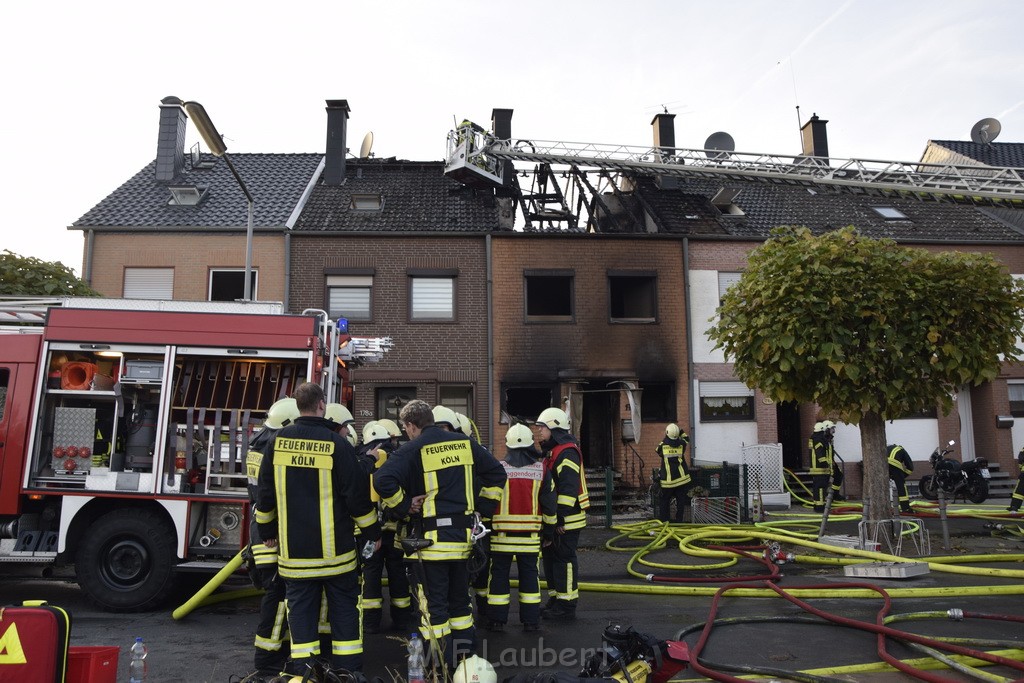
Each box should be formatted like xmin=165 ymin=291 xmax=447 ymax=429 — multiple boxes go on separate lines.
xmin=245 ymin=426 xmax=280 ymax=567
xmin=358 ymin=439 xmax=396 ymax=531
xmin=887 ymin=445 xmax=914 ymax=476
xmin=808 ymin=433 xmax=835 ymax=475
xmin=491 ymin=448 xmax=557 ymax=554
xmin=657 ymin=435 xmax=691 ymax=489
xmin=255 ymin=416 xmax=380 ymax=580
xmin=373 ymin=425 xmax=506 ymax=562
xmin=542 ymin=431 xmax=590 ymax=531
xmin=1017 ymin=446 xmax=1024 ymax=473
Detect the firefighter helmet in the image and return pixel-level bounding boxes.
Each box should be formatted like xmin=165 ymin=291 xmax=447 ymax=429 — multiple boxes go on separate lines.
xmin=822 ymin=420 xmax=836 ymax=431
xmin=362 ymin=421 xmax=390 ymax=444
xmin=536 ymin=407 xmax=569 ymax=430
xmin=345 ymin=427 xmax=358 ymax=447
xmin=457 ymin=412 xmax=474 ymax=436
xmin=265 ymin=398 xmax=299 ymax=430
xmin=324 ymin=403 xmax=355 ymax=427
xmin=432 ymin=405 xmax=460 ymax=430
xmin=813 ymin=421 xmax=826 ymax=433
xmin=665 ymin=423 xmax=681 ymax=439
xmin=452 ymin=655 xmax=497 ymax=683
xmin=505 ymin=423 xmax=534 ymax=449
xmin=377 ymin=418 xmax=402 ymax=438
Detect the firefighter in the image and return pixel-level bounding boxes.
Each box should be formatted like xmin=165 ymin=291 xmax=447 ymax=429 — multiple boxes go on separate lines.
xmin=242 ymin=397 xmax=299 ymax=682
xmin=886 ymin=444 xmax=914 ymax=514
xmin=376 ymin=418 xmax=403 ymax=450
xmin=1009 ymin=445 xmax=1024 ymax=513
xmin=656 ymin=423 xmax=692 ymax=523
xmin=809 ymin=420 xmax=844 ymax=512
xmin=483 ymin=423 xmax=556 ymax=632
xmin=358 ymin=421 xmax=413 ymax=633
xmin=255 ymin=383 xmax=380 ymax=676
xmin=373 ymin=400 xmax=506 ymax=671
xmin=536 ymin=407 xmax=589 ymax=622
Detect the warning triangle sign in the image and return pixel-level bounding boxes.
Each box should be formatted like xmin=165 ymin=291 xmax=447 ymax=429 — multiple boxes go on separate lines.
xmin=0 ymin=622 xmax=28 ymax=664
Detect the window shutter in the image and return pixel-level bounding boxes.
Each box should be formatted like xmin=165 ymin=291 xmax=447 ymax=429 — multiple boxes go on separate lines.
xmin=412 ymin=278 xmax=454 ymax=319
xmin=124 ymin=268 xmax=174 ymax=299
xmin=717 ymin=272 xmax=742 ymax=299
xmin=327 ymin=275 xmax=372 ymax=320
xmin=699 ymin=381 xmax=753 ymax=397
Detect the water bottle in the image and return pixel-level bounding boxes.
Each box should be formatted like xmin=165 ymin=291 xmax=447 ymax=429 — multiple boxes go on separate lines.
xmin=407 ymin=633 xmax=425 ymax=683
xmin=128 ymin=636 xmax=147 ymax=683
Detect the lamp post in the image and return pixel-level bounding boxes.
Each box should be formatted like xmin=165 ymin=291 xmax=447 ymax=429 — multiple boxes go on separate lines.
xmin=181 ymin=100 xmax=255 ymax=301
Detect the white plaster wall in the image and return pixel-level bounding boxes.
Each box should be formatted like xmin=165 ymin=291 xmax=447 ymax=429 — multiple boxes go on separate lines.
xmin=831 ymin=419 xmax=939 ymax=467
xmin=689 ymin=270 xmax=726 ymax=363
xmin=693 ymin=421 xmax=759 ymax=464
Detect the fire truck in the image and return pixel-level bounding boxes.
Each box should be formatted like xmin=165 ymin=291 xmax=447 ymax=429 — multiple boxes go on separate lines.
xmin=0 ymin=297 xmax=390 ymax=611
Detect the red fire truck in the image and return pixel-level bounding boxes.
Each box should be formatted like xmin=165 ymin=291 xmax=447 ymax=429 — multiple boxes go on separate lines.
xmin=0 ymin=298 xmax=389 ymax=611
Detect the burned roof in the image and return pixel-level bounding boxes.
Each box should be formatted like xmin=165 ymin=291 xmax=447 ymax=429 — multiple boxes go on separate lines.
xmin=927 ymin=140 xmax=1024 ymax=169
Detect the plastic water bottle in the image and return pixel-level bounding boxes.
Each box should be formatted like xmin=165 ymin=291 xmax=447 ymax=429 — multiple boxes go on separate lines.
xmin=128 ymin=636 xmax=147 ymax=682
xmin=407 ymin=633 xmax=425 ymax=683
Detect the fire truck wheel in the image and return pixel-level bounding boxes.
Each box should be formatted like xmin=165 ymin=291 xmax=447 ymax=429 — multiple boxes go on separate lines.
xmin=75 ymin=508 xmax=178 ymax=612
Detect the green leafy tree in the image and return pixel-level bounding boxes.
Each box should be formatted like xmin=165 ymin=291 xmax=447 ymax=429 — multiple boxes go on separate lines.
xmin=708 ymin=227 xmax=1024 ymax=521
xmin=0 ymin=250 xmax=99 ymax=296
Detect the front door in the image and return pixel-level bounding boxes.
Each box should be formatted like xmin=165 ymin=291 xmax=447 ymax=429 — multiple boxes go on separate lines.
xmin=579 ymin=382 xmax=615 ymax=468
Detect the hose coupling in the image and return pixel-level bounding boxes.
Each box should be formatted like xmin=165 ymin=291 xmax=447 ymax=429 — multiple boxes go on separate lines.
xmin=946 ymin=608 xmax=964 ymax=621
xmin=199 ymin=527 xmax=222 ymax=547
xmin=645 ymin=573 xmax=655 ymax=582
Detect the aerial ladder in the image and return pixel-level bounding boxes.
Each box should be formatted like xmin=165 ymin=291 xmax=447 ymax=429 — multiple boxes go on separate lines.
xmin=444 ymin=121 xmax=1024 ymax=230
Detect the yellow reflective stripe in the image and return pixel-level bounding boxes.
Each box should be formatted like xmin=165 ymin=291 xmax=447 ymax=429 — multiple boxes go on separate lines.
xmin=254 ymin=508 xmax=276 ymax=524
xmin=557 ymin=494 xmax=576 ymax=507
xmin=480 ymin=485 xmax=503 ymax=501
xmin=450 ymin=614 xmax=474 ymax=630
xmin=320 ymin=469 xmax=335 ymax=557
xmin=493 ymin=522 xmax=541 ymax=531
xmin=254 ymin=635 xmax=284 ymax=651
xmin=291 ymin=640 xmax=320 ymax=657
xmin=274 ymin=463 xmax=289 ymax=556
xmin=332 ymin=640 xmax=362 ymax=655
xmin=542 ymin=514 xmax=558 ymax=525
xmin=392 ymin=596 xmax=412 ymax=608
xmin=353 ymin=509 xmax=377 ymax=528
xmin=419 ymin=545 xmax=472 ymax=561
xmin=423 ymin=472 xmax=439 ymax=517
xmin=361 ymin=598 xmax=383 ymax=609
xmin=493 ymin=541 xmax=541 ymax=553
xmin=382 ymin=488 xmax=405 ymax=508
xmin=422 ymin=621 xmax=451 ymax=639
xmin=487 ymin=593 xmax=511 ymax=605
xmin=520 ymin=592 xmax=541 ymax=604
xmin=557 ymin=459 xmax=580 ymax=474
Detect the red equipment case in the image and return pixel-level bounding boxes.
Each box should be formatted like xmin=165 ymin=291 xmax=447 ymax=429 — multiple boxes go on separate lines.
xmin=0 ymin=600 xmax=71 ymax=683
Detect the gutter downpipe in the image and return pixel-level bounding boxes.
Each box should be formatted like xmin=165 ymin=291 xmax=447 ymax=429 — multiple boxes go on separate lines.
xmin=683 ymin=237 xmax=697 ymax=449
xmin=284 ymin=231 xmax=291 ymax=312
xmin=486 ymin=233 xmax=494 ymax=452
xmin=83 ymin=229 xmax=95 ymax=285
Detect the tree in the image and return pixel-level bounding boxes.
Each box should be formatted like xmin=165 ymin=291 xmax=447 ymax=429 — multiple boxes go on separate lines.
xmin=708 ymin=226 xmax=1024 ymax=522
xmin=0 ymin=250 xmax=98 ymax=296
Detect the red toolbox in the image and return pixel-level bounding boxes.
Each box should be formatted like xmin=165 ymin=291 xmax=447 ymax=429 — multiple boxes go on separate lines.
xmin=67 ymin=646 xmax=119 ymax=683
xmin=0 ymin=600 xmax=72 ymax=683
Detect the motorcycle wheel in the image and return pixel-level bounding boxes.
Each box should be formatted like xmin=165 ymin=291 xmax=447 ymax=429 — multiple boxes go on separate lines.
xmin=966 ymin=478 xmax=989 ymax=504
xmin=918 ymin=475 xmax=939 ymax=501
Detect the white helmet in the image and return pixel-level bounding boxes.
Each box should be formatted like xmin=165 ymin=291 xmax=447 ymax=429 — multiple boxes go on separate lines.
xmin=377 ymin=418 xmax=402 ymax=438
xmin=665 ymin=423 xmax=681 ymax=440
xmin=457 ymin=412 xmax=473 ymax=436
xmin=452 ymin=655 xmax=496 ymax=683
xmin=432 ymin=405 xmax=460 ymax=430
xmin=265 ymin=398 xmax=299 ymax=430
xmin=536 ymin=407 xmax=569 ymax=430
xmin=324 ymin=403 xmax=355 ymax=428
xmin=345 ymin=428 xmax=358 ymax=447
xmin=362 ymin=421 xmax=391 ymax=444
xmin=505 ymin=423 xmax=534 ymax=449
xmin=813 ymin=421 xmax=826 ymax=433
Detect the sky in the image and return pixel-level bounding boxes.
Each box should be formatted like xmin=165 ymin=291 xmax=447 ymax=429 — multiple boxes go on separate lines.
xmin=3 ymin=0 xmax=1023 ymax=275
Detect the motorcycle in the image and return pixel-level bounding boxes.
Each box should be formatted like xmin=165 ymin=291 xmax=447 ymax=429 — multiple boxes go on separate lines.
xmin=918 ymin=440 xmax=990 ymax=504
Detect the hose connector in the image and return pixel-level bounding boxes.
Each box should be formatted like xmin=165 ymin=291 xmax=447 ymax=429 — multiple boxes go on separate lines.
xmin=947 ymin=608 xmax=964 ymax=621
xmin=645 ymin=573 xmax=655 ymax=582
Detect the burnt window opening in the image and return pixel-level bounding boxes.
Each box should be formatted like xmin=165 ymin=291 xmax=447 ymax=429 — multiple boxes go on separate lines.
xmin=209 ymin=269 xmax=257 ymax=302
xmin=640 ymin=382 xmax=675 ymax=422
xmin=525 ymin=272 xmax=573 ymax=321
xmin=609 ymin=274 xmax=657 ymax=323
xmin=502 ymin=384 xmax=555 ymax=424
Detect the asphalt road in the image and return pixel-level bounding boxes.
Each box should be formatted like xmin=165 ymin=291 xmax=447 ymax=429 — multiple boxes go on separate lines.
xmin=2 ymin=509 xmax=1022 ymax=682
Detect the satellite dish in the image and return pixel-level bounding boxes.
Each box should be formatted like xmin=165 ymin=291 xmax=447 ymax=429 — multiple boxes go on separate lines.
xmin=704 ymin=131 xmax=735 ymax=158
xmin=359 ymin=131 xmax=374 ymax=159
xmin=970 ymin=118 xmax=1001 ymax=144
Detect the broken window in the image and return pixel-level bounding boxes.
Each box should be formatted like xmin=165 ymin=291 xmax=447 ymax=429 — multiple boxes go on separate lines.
xmin=525 ymin=270 xmax=574 ymax=321
xmin=609 ymin=272 xmax=657 ymax=323
xmin=502 ymin=384 xmax=555 ymax=424
xmin=209 ymin=269 xmax=257 ymax=302
xmin=640 ymin=382 xmax=675 ymax=422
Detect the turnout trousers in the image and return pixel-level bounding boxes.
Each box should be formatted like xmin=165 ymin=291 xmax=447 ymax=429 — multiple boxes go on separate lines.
xmin=362 ymin=531 xmax=413 ymax=628
xmin=284 ymin=571 xmax=362 ymax=673
xmin=542 ymin=529 xmax=580 ymax=605
xmin=658 ymin=484 xmax=689 ymax=522
xmin=253 ymin=574 xmax=288 ymax=674
xmin=889 ymin=467 xmax=911 ymax=511
xmin=487 ymin=549 xmax=541 ymax=625
xmin=419 ymin=559 xmax=476 ymax=671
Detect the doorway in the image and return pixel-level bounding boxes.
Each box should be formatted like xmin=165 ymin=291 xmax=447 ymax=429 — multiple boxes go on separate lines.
xmin=776 ymin=401 xmax=803 ymax=469
xmin=579 ymin=381 xmax=616 ymax=468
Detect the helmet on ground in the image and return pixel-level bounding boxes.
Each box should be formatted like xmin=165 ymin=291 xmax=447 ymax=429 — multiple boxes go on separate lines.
xmin=457 ymin=412 xmax=473 ymax=436
xmin=362 ymin=421 xmax=390 ymax=444
xmin=665 ymin=423 xmax=681 ymax=439
xmin=265 ymin=398 xmax=299 ymax=430
xmin=505 ymin=423 xmax=534 ymax=449
xmin=432 ymin=405 xmax=460 ymax=430
xmin=377 ymin=418 xmax=402 ymax=438
xmin=536 ymin=407 xmax=569 ymax=430
xmin=324 ymin=403 xmax=355 ymax=428
xmin=452 ymin=655 xmax=497 ymax=683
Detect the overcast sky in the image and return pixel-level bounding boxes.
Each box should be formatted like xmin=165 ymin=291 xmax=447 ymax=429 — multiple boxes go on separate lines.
xmin=3 ymin=0 xmax=1023 ymax=275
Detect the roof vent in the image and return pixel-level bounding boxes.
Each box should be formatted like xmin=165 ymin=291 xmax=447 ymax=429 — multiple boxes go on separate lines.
xmin=350 ymin=193 xmax=383 ymax=211
xmin=711 ymin=188 xmax=744 ymax=216
xmin=189 ymin=143 xmax=216 ymax=170
xmin=167 ymin=185 xmax=207 ymax=206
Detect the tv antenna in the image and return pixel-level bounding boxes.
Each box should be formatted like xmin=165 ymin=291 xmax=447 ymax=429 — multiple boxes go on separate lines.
xmin=970 ymin=118 xmax=1001 ymax=145
xmin=359 ymin=131 xmax=374 ymax=159
xmin=704 ymin=131 xmax=736 ymax=159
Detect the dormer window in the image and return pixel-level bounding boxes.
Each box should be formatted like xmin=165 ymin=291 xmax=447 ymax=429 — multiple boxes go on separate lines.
xmin=167 ymin=185 xmax=207 ymax=206
xmin=872 ymin=206 xmax=909 ymax=220
xmin=350 ymin=193 xmax=384 ymax=211
xmin=711 ymin=188 xmax=744 ymax=216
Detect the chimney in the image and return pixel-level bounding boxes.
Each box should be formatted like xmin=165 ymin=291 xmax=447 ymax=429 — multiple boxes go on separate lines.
xmin=491 ymin=108 xmax=514 ymax=194
xmin=156 ymin=96 xmax=187 ymax=182
xmin=800 ymin=113 xmax=829 ymax=159
xmin=325 ymin=99 xmax=351 ymax=186
xmin=651 ymin=112 xmax=678 ymax=189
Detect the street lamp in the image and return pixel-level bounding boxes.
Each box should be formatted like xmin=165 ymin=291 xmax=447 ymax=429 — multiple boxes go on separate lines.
xmin=181 ymin=100 xmax=255 ymax=301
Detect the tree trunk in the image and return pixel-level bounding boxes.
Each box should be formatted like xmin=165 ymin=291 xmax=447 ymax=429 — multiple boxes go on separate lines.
xmin=859 ymin=411 xmax=890 ymax=523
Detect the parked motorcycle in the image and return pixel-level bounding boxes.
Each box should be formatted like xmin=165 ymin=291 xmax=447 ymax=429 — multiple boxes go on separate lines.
xmin=918 ymin=440 xmax=990 ymax=503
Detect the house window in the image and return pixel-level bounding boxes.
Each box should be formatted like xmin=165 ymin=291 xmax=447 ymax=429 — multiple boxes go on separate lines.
xmin=640 ymin=382 xmax=675 ymax=422
xmin=872 ymin=206 xmax=909 ymax=220
xmin=123 ymin=267 xmax=173 ymax=299
xmin=609 ymin=271 xmax=657 ymax=323
xmin=351 ymin=193 xmax=384 ymax=211
xmin=209 ymin=269 xmax=257 ymax=302
xmin=327 ymin=275 xmax=372 ymax=321
xmin=718 ymin=272 xmax=742 ymax=304
xmin=440 ymin=386 xmax=473 ymax=422
xmin=377 ymin=387 xmax=416 ymax=424
xmin=501 ymin=384 xmax=555 ymax=424
xmin=1009 ymin=382 xmax=1024 ymax=418
xmin=699 ymin=381 xmax=755 ymax=422
xmin=525 ymin=270 xmax=574 ymax=322
xmin=409 ymin=274 xmax=455 ymax=321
